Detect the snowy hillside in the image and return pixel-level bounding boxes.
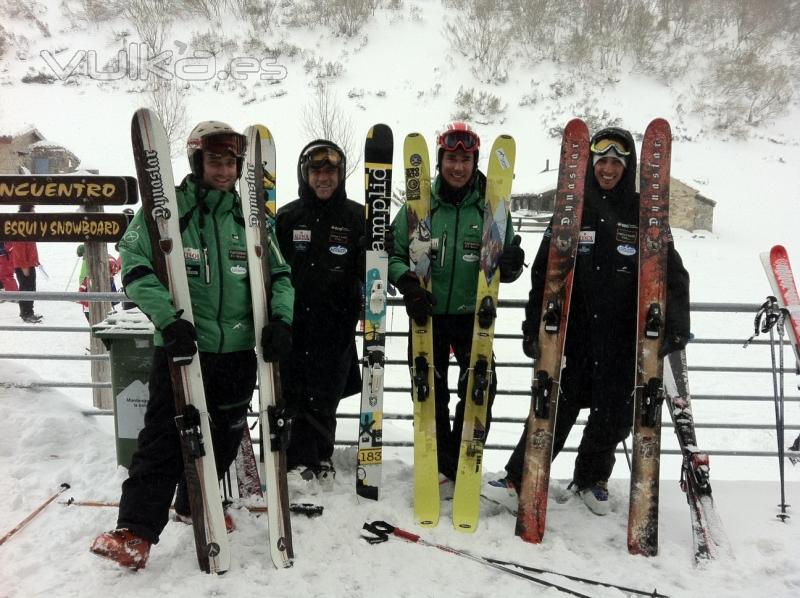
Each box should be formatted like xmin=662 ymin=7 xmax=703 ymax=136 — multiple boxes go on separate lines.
xmin=1 ymin=1 xmax=800 ymax=596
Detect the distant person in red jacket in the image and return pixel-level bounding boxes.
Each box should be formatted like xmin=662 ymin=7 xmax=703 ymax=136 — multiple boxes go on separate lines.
xmin=0 ymin=241 xmax=18 ymax=293
xmin=9 ymin=204 xmax=42 ymax=323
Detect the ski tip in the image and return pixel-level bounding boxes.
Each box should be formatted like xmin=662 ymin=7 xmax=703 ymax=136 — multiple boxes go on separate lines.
xmin=645 ymin=117 xmax=672 ymax=134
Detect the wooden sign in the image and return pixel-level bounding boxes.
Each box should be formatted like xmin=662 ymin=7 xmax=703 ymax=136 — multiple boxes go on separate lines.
xmin=0 ymin=212 xmax=129 ymax=242
xmin=0 ymin=175 xmax=138 ymax=205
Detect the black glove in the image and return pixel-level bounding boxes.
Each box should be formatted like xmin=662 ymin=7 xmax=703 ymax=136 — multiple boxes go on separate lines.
xmin=162 ymin=317 xmax=197 ymax=366
xmin=658 ymin=332 xmax=689 ymax=358
xmin=499 ymin=235 xmax=525 ymax=283
xmin=521 ymin=319 xmax=540 ymax=359
xmin=396 ymin=272 xmax=436 ymax=326
xmin=262 ymin=319 xmax=292 ymax=362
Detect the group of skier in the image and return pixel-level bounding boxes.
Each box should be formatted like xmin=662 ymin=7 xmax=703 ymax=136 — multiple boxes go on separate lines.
xmin=90 ymin=118 xmax=690 ymax=570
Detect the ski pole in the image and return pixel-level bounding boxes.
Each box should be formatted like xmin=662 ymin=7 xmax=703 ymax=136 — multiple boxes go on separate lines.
xmin=0 ymin=483 xmax=70 ymax=546
xmin=362 ymin=521 xmax=668 ymax=598
xmin=746 ymin=297 xmax=791 ymax=521
xmin=771 ymin=309 xmax=790 ymax=521
xmin=62 ymin=497 xmax=323 ymax=517
xmin=64 ymin=256 xmax=81 ymax=291
xmin=483 ymin=556 xmax=670 ymax=598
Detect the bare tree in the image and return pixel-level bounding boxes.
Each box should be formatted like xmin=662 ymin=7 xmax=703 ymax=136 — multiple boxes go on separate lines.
xmin=301 ymin=82 xmax=361 ymax=178
xmin=124 ymin=0 xmax=172 ymax=53
xmin=148 ymin=79 xmax=189 ymax=156
xmin=445 ymin=0 xmax=512 ymax=83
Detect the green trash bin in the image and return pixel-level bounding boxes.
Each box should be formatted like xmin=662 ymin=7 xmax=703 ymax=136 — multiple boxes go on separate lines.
xmin=93 ymin=310 xmax=154 ymax=468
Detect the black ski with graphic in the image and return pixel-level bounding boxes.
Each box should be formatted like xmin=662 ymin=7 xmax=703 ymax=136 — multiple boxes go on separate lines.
xmin=664 ymin=349 xmax=731 ymax=565
xmin=131 ymin=108 xmax=229 ymax=573
xmin=357 ymin=124 xmax=393 ymax=500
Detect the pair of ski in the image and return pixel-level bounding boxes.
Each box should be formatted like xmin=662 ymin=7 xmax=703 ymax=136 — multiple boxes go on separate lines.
xmin=516 ymin=118 xmax=727 ymax=562
xmin=131 ymin=109 xmax=292 ymax=573
xmin=354 ymin=125 xmax=518 ymax=535
xmin=403 ymin=132 xmax=517 ymax=531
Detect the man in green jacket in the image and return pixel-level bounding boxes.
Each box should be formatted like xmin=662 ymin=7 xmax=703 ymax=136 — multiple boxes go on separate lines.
xmin=389 ymin=122 xmax=524 ymax=483
xmin=91 ymin=121 xmax=294 ymax=570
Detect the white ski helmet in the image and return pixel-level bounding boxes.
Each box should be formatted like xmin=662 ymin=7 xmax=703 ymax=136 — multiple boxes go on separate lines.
xmin=186 ymin=121 xmax=247 ymax=177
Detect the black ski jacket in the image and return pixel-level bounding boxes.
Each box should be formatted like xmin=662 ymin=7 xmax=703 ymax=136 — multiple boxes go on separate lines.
xmin=524 ymin=127 xmax=690 ymax=424
xmin=275 ymin=140 xmax=365 ymax=409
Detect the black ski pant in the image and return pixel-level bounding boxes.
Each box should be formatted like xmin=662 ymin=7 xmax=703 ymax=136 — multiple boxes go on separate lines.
xmin=14 ymin=267 xmax=36 ymax=317
xmin=409 ymin=314 xmax=498 ymax=481
xmin=504 ymin=367 xmax=630 ymax=490
xmin=117 ymin=348 xmax=256 ymax=543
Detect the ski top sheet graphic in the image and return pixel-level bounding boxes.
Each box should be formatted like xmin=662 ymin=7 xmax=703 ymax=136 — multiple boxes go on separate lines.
xmin=358 ymin=123 xmax=393 ymax=501
xmin=131 ymin=107 xmax=229 ymax=573
xmin=761 ymin=245 xmax=800 ymax=366
xmin=241 ymin=124 xmax=294 ymax=568
xmin=452 ymin=134 xmax=515 ymax=533
xmin=404 ymin=132 xmax=439 ymax=527
xmin=516 ymin=118 xmax=589 ymax=544
xmin=627 ymin=117 xmax=672 ymax=558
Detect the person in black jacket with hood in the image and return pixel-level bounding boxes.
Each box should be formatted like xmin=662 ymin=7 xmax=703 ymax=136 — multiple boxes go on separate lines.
xmin=275 ymin=139 xmax=365 ymax=494
xmin=486 ymin=125 xmax=690 ymax=516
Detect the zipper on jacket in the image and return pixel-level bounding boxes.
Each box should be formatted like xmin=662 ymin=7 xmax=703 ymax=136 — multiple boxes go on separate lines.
xmin=211 ymin=200 xmax=225 ymax=352
xmin=444 ymin=206 xmax=460 ymax=313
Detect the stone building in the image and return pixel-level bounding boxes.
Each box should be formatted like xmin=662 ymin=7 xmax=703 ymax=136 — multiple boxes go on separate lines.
xmin=511 ymin=173 xmax=715 ymax=232
xmin=0 ymin=127 xmax=81 ymax=174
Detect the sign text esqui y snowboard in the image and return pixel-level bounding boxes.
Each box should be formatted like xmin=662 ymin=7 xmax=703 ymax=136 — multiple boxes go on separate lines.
xmin=357 ymin=124 xmax=393 ymax=500
xmin=404 ymin=132 xmax=439 ymax=526
xmin=627 ymin=117 xmax=672 ymax=557
xmin=131 ymin=107 xmax=230 ymax=573
xmin=664 ymin=349 xmax=731 ymax=565
xmin=241 ymin=124 xmax=294 ymax=568
xmin=452 ymin=134 xmax=516 ymax=532
xmin=516 ymin=118 xmax=589 ymax=543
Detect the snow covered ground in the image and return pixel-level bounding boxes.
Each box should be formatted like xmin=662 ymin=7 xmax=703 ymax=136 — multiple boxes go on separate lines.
xmin=2 ymin=1 xmax=800 ymax=596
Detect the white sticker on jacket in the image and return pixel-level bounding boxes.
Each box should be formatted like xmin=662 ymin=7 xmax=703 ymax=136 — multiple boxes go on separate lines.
xmin=230 ymin=265 xmax=246 ymax=275
xmin=578 ymin=230 xmax=596 ymax=244
xmin=330 ymin=245 xmax=348 ymax=256
xmin=293 ymin=229 xmax=311 ymax=242
xmin=617 ymin=244 xmax=636 ymax=256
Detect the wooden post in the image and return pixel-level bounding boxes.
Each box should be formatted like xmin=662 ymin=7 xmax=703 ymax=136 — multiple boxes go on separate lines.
xmin=85 ymin=204 xmax=113 ymax=410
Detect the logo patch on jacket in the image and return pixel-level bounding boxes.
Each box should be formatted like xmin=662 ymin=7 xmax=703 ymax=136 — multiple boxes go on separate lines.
xmin=230 ymin=265 xmax=246 ymax=275
xmin=329 ymin=232 xmax=348 ymax=244
xmin=330 ymin=245 xmax=348 ymax=256
xmin=293 ymin=229 xmax=311 ymax=242
xmin=463 ymin=241 xmax=480 ymax=252
xmin=184 ymin=247 xmax=200 ymax=261
xmin=617 ymin=244 xmax=636 ymax=256
xmin=616 ymin=223 xmax=638 ymax=244
xmin=229 ymin=249 xmax=247 ymax=261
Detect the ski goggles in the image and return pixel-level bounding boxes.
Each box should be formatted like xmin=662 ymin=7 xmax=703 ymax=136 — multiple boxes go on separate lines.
xmin=301 ymin=146 xmax=343 ymax=171
xmin=590 ymin=137 xmax=630 ymax=157
xmin=201 ymin=132 xmax=247 ymax=158
xmin=438 ymin=130 xmax=480 ymax=152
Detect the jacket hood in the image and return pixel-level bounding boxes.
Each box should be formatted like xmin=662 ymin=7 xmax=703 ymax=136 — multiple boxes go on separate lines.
xmin=585 ymin=126 xmax=638 ymax=200
xmin=296 ymin=138 xmax=348 ymax=204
